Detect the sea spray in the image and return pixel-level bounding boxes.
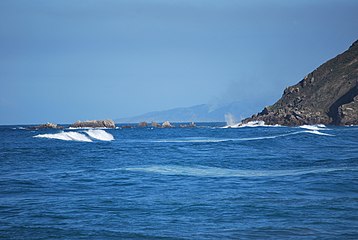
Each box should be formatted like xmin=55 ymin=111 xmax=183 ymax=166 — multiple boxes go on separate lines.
xmin=85 ymin=129 xmax=114 ymax=141
xmin=224 ymin=113 xmax=237 ymax=127
xmin=34 ymin=131 xmax=92 ymax=142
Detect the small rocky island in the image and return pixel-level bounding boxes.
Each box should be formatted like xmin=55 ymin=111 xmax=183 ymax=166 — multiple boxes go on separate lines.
xmin=243 ymin=39 xmax=358 ymax=126
xmin=29 ymin=122 xmax=63 ymax=130
xmin=70 ymin=119 xmax=116 ymax=128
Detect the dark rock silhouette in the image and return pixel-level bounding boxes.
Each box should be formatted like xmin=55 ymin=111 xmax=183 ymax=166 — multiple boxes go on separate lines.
xmin=243 ymin=39 xmax=358 ymax=126
xmin=70 ymin=119 xmax=116 ymax=128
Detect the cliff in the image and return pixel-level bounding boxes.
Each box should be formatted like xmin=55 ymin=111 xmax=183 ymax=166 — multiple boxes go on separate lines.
xmin=243 ymin=39 xmax=358 ymax=126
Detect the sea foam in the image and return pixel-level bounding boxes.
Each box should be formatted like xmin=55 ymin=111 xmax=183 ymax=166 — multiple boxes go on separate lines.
xmin=34 ymin=129 xmax=114 ymax=142
xmin=222 ymin=120 xmax=280 ymax=128
xmin=85 ymin=129 xmax=114 ymax=141
xmin=299 ymin=124 xmax=328 ymax=131
xmin=125 ymin=165 xmax=354 ymax=178
xmin=34 ymin=131 xmax=93 ymax=142
xmin=150 ymin=130 xmax=330 ymax=143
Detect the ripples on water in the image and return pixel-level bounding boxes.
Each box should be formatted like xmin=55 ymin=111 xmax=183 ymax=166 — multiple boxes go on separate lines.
xmin=0 ymin=124 xmax=358 ymax=239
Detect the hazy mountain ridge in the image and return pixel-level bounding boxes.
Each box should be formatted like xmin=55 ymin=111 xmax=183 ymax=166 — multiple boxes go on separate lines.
xmin=115 ymin=102 xmax=258 ymax=123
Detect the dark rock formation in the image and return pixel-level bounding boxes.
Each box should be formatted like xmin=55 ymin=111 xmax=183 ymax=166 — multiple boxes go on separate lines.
xmin=29 ymin=122 xmax=63 ymax=130
xmin=151 ymin=122 xmax=161 ymax=128
xmin=70 ymin=119 xmax=116 ymax=128
xmin=138 ymin=122 xmax=148 ymax=127
xmin=243 ymin=39 xmax=358 ymax=126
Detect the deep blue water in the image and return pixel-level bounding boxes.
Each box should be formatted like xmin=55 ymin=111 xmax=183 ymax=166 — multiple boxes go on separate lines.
xmin=0 ymin=123 xmax=357 ymax=239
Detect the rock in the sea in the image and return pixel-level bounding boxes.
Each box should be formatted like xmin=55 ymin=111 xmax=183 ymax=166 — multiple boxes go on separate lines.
xmin=138 ymin=122 xmax=148 ymax=127
xmin=29 ymin=122 xmax=63 ymax=130
xmin=151 ymin=122 xmax=160 ymax=128
xmin=242 ymin=39 xmax=358 ymax=126
xmin=70 ymin=119 xmax=116 ymax=128
xmin=162 ymin=121 xmax=173 ymax=128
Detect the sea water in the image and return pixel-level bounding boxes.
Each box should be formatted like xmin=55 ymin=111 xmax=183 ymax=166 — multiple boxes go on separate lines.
xmin=0 ymin=123 xmax=357 ymax=239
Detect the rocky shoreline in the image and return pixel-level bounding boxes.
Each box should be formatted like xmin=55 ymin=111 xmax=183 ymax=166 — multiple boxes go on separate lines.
xmin=242 ymin=39 xmax=358 ymax=126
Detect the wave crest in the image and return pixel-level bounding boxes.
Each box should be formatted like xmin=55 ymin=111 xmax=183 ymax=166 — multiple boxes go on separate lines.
xmin=34 ymin=131 xmax=92 ymax=142
xmin=85 ymin=129 xmax=114 ymax=141
xmin=34 ymin=129 xmax=114 ymax=142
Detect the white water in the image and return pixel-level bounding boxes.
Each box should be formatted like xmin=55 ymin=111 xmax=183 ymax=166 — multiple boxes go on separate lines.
xmin=125 ymin=165 xmax=354 ymax=178
xmin=85 ymin=129 xmax=114 ymax=141
xmin=222 ymin=120 xmax=280 ymax=128
xmin=34 ymin=131 xmax=93 ymax=142
xmin=303 ymin=130 xmax=334 ymax=136
xmin=34 ymin=129 xmax=114 ymax=142
xmin=299 ymin=124 xmax=328 ymax=131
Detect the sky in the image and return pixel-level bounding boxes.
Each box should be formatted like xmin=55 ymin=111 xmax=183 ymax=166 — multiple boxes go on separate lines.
xmin=0 ymin=0 xmax=357 ymax=124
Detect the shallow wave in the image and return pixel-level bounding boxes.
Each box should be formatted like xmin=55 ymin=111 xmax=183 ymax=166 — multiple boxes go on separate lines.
xmin=150 ymin=130 xmax=332 ymax=143
xmin=85 ymin=129 xmax=114 ymax=141
xmin=303 ymin=130 xmax=334 ymax=136
xmin=34 ymin=131 xmax=92 ymax=142
xmin=124 ymin=165 xmax=355 ymax=177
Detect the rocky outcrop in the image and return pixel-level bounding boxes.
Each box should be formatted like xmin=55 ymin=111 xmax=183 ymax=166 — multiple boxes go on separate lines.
xmin=162 ymin=121 xmax=173 ymax=128
xmin=243 ymin=39 xmax=358 ymax=126
xmin=151 ymin=122 xmax=161 ymax=128
xmin=138 ymin=122 xmax=148 ymax=127
xmin=70 ymin=119 xmax=116 ymax=128
xmin=29 ymin=122 xmax=63 ymax=130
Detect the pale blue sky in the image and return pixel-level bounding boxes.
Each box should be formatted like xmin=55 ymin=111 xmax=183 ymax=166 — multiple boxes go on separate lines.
xmin=0 ymin=0 xmax=357 ymax=124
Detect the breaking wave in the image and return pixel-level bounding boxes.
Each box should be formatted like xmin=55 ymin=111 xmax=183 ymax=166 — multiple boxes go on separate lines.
xmin=85 ymin=129 xmax=114 ymax=141
xmin=299 ymin=124 xmax=328 ymax=131
xmin=124 ymin=165 xmax=355 ymax=178
xmin=34 ymin=131 xmax=93 ymax=142
xmin=222 ymin=121 xmax=281 ymax=128
xmin=34 ymin=129 xmax=114 ymax=142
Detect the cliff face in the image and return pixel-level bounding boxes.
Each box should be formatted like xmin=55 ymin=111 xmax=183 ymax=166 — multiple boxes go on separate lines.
xmin=243 ymin=39 xmax=358 ymax=126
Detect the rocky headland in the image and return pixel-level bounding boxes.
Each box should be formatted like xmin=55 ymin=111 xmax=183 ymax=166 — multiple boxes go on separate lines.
xmin=70 ymin=119 xmax=116 ymax=128
xmin=243 ymin=39 xmax=358 ymax=126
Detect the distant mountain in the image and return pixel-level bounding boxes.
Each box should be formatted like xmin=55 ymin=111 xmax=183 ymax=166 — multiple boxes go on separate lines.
xmin=243 ymin=39 xmax=358 ymax=126
xmin=115 ymin=102 xmax=259 ymax=123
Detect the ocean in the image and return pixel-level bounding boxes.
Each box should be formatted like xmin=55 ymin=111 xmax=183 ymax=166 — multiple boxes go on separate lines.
xmin=0 ymin=123 xmax=357 ymax=239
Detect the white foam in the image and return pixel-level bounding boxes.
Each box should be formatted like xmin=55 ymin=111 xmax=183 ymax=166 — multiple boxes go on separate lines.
xmin=299 ymin=124 xmax=328 ymax=131
xmin=12 ymin=127 xmax=26 ymax=130
xmin=125 ymin=165 xmax=354 ymax=178
xmin=303 ymin=130 xmax=334 ymax=136
xmin=222 ymin=120 xmax=281 ymax=128
xmin=85 ymin=129 xmax=114 ymax=141
xmin=34 ymin=131 xmax=93 ymax=142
